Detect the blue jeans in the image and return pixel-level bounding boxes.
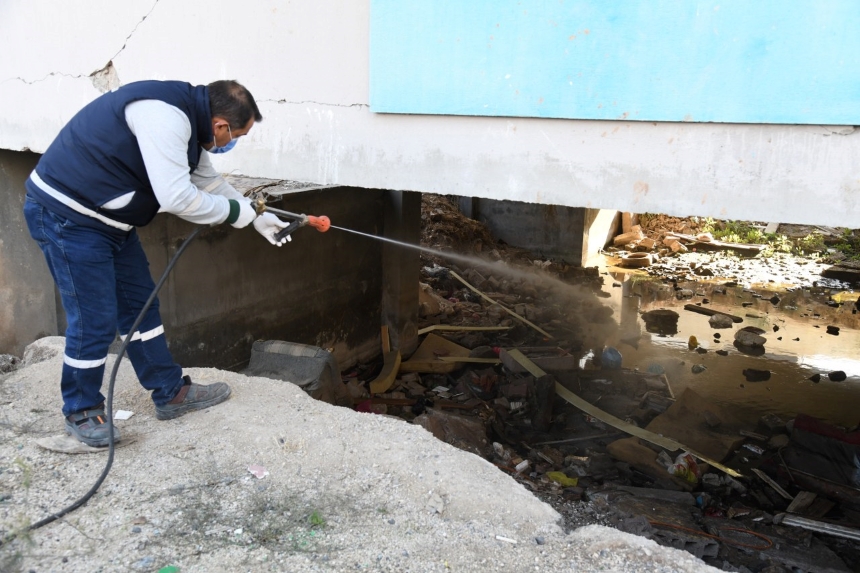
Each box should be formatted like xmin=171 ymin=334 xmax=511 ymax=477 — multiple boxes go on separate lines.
xmin=24 ymin=196 xmax=184 ymax=416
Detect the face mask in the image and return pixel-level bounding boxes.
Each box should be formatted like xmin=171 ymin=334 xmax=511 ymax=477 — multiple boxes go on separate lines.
xmin=209 ymin=138 xmax=237 ymax=154
xmin=209 ymin=124 xmax=237 ymax=154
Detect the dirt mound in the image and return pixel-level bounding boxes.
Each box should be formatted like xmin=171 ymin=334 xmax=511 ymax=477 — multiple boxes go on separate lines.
xmin=0 ymin=337 xmax=716 ymax=572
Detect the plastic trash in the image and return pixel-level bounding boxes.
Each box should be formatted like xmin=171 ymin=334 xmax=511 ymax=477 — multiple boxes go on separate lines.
xmin=667 ymin=452 xmax=701 ymax=484
xmin=546 ymin=471 xmax=579 ymax=487
xmin=601 ymin=346 xmax=622 ymax=370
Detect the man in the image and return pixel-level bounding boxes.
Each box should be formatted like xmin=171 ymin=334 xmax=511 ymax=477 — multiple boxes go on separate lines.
xmin=23 ymin=79 xmax=286 ymax=447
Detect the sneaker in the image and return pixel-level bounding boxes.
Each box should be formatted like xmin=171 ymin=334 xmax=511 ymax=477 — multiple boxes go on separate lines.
xmin=155 ymin=375 xmax=231 ymax=420
xmin=65 ymin=404 xmax=121 ymax=447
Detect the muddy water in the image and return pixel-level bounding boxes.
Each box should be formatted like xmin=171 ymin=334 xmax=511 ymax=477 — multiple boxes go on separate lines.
xmin=594 ymin=267 xmax=860 ymax=429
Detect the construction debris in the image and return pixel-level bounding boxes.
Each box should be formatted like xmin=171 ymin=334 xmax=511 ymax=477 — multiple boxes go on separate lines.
xmin=323 ymin=196 xmax=860 ymax=572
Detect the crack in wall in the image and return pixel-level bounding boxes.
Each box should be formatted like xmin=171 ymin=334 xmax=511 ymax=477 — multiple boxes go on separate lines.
xmin=107 ymin=0 xmax=160 ymax=63
xmin=0 ymin=0 xmax=159 ymax=87
xmin=260 ymin=100 xmax=369 ymax=109
xmin=0 ymin=72 xmax=89 ymax=86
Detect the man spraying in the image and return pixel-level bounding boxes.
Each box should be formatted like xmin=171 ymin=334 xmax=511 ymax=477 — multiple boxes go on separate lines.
xmin=23 ymin=79 xmax=285 ymax=447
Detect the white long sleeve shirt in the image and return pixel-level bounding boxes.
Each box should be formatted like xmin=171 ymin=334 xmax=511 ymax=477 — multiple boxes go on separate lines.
xmin=123 ymin=99 xmax=244 ymax=225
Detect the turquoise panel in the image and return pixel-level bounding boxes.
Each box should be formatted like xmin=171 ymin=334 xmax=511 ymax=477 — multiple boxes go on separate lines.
xmin=370 ymin=1 xmax=860 ymax=124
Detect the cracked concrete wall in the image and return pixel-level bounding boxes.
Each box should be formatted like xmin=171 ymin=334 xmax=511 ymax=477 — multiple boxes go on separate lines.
xmin=1 ymin=1 xmax=859 ymax=226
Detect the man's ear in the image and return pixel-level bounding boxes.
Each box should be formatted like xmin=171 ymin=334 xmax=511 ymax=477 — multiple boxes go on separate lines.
xmin=212 ymin=116 xmax=229 ymax=132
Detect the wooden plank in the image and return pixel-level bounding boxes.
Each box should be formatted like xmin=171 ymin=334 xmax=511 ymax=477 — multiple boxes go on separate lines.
xmin=504 ymin=349 xmax=743 ymax=478
xmin=786 ymin=491 xmax=818 ymax=513
xmin=449 ymin=270 xmax=554 ymax=339
xmin=683 ymin=304 xmax=744 ymax=323
xmin=437 ymin=356 xmax=500 ymax=364
xmin=417 ymin=325 xmax=511 ymax=335
xmin=751 ymin=468 xmax=793 ymax=500
xmin=399 ymin=333 xmax=471 ymax=374
xmin=671 ymin=232 xmax=766 ymax=254
xmin=369 ymin=350 xmax=401 ymax=394
xmin=381 ymin=325 xmax=391 ymax=353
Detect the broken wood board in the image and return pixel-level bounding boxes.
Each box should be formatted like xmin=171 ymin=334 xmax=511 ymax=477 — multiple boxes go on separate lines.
xmin=786 ymin=490 xmax=818 ymax=513
xmin=752 ymin=468 xmax=793 ymax=500
xmin=448 ymin=270 xmax=553 ymax=339
xmin=437 ymin=356 xmax=500 ymax=364
xmin=369 ymin=350 xmax=401 ymax=394
xmin=503 ymin=349 xmax=741 ymax=477
xmin=683 ymin=304 xmax=743 ymax=323
xmin=417 ymin=325 xmax=511 ymax=336
xmin=399 ymin=333 xmax=471 ymax=374
xmin=670 ymin=232 xmax=766 ymax=255
xmin=499 ymin=348 xmax=577 ymax=373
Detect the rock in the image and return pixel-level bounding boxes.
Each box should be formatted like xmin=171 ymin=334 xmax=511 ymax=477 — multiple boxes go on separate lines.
xmin=0 ymin=355 xmax=20 ymax=374
xmin=828 ymin=371 xmax=847 ymax=382
xmin=675 ymin=288 xmax=694 ymax=299
xmin=716 ymin=350 xmax=729 ymax=356
xmin=691 ymin=364 xmax=707 ymax=374
xmin=742 ymin=369 xmax=771 ymax=382
xmin=613 ymin=227 xmax=644 ymax=247
xmin=826 ymin=325 xmax=840 ymax=336
xmin=809 ymin=373 xmax=821 ymax=383
xmin=641 ymin=309 xmax=679 ymax=335
xmin=734 ymin=327 xmax=766 ymax=347
xmin=413 ymin=408 xmax=492 ymax=458
xmin=22 ymin=336 xmax=66 ymax=366
xmin=708 ymin=314 xmax=734 ymax=329
xmin=670 ymin=241 xmax=688 ymax=253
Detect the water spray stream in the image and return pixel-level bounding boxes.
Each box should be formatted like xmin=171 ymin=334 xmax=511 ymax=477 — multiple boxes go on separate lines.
xmin=331 ymin=225 xmax=489 ymax=268
xmin=330 ymin=225 xmax=600 ymax=306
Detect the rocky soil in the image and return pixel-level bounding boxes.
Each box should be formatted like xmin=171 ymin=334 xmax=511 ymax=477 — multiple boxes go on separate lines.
xmin=0 ymin=338 xmax=717 ymax=573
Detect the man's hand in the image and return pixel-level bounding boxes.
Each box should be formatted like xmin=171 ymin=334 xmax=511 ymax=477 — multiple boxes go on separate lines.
xmin=228 ymin=199 xmax=258 ymax=229
xmin=253 ymin=212 xmax=292 ymax=246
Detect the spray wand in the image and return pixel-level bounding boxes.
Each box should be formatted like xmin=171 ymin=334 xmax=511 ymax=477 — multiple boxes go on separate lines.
xmin=251 ymin=197 xmax=331 ymax=242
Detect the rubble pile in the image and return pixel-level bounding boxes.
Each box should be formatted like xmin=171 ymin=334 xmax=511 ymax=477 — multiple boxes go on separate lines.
xmin=288 ymin=197 xmax=859 ymax=571
xmin=341 ymin=197 xmax=859 ymax=572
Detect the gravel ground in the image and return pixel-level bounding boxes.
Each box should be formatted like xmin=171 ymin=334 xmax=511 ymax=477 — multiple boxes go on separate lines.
xmin=0 ymin=337 xmax=719 ymax=573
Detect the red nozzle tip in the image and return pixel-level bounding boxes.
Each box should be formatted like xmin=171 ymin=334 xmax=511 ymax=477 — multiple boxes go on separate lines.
xmin=308 ymin=215 xmax=331 ymax=232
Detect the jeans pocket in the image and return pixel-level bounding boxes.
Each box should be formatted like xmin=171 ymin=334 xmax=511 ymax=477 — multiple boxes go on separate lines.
xmin=43 ymin=208 xmax=78 ymax=234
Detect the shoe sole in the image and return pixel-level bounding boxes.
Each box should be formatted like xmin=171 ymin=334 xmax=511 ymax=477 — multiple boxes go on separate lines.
xmin=155 ymin=387 xmax=232 ymax=421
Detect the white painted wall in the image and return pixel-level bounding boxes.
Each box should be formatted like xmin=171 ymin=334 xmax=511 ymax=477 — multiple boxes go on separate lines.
xmin=2 ymin=1 xmax=858 ymax=226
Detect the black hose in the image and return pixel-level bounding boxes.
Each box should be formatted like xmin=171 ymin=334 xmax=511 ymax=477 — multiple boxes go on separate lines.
xmin=1 ymin=226 xmax=205 ymax=546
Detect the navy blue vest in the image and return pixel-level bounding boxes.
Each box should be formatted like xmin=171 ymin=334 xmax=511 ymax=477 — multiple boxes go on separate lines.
xmin=27 ymin=80 xmax=213 ymax=229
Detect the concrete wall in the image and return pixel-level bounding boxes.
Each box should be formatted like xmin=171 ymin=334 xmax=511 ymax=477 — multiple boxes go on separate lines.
xmin=460 ymin=198 xmax=618 ymax=265
xmin=1 ymin=1 xmax=858 ymax=227
xmin=0 ymin=149 xmax=394 ymax=369
xmin=0 ymin=150 xmax=58 ymax=356
xmin=137 ymin=186 xmax=389 ymax=371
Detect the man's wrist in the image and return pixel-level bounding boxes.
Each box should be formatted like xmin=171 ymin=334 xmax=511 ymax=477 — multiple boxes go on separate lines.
xmin=226 ymin=199 xmax=240 ymax=224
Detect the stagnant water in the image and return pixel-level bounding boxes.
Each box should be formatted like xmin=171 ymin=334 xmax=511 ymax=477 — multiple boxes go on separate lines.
xmin=598 ymin=267 xmax=860 ymax=429
xmin=333 ymin=225 xmax=860 ymax=429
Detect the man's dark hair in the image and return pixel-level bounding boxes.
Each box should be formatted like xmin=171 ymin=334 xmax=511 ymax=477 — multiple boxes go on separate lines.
xmin=207 ymin=80 xmax=263 ymax=128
